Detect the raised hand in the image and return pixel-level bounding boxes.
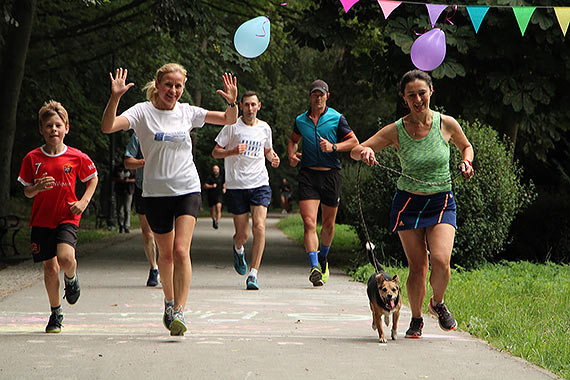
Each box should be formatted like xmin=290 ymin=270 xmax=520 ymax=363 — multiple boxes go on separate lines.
xmin=110 ymin=68 xmax=135 ymax=97
xmin=216 ymin=73 xmax=238 ymax=104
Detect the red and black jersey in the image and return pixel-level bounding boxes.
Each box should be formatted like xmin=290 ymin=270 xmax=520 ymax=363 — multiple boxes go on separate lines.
xmin=18 ymin=145 xmax=98 ymax=228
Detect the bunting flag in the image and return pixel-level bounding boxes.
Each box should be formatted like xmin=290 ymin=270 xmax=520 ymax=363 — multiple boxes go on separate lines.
xmin=512 ymin=7 xmax=536 ymax=36
xmin=340 ymin=0 xmax=360 ymax=13
xmin=340 ymin=1 xmax=569 ymax=38
xmin=554 ymin=7 xmax=570 ymax=37
xmin=377 ymin=0 xmax=402 ymax=19
xmin=426 ymin=4 xmax=448 ymax=28
xmin=466 ymin=5 xmax=490 ymax=33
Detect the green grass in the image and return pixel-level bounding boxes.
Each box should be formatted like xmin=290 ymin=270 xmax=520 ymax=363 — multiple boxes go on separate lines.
xmin=277 ymin=215 xmax=570 ymax=379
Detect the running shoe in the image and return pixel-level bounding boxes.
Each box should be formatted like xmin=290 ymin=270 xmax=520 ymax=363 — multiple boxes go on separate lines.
xmin=405 ymin=317 xmax=424 ymax=338
xmin=318 ymin=257 xmax=329 ymax=284
xmin=213 ymin=219 xmax=219 ymax=229
xmin=246 ymin=276 xmax=259 ymax=290
xmin=428 ymin=297 xmax=458 ymax=331
xmin=309 ymin=266 xmax=324 ymax=287
xmin=233 ymin=246 xmax=247 ymax=275
xmin=146 ymin=268 xmax=159 ymax=287
xmin=169 ymin=309 xmax=187 ymax=336
xmin=63 ymin=276 xmax=80 ymax=305
xmin=163 ymin=303 xmax=174 ymax=331
xmin=45 ymin=313 xmax=64 ymax=333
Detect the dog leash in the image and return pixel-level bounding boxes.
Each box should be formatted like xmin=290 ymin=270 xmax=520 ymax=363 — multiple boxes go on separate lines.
xmin=356 ymin=159 xmax=463 ymax=273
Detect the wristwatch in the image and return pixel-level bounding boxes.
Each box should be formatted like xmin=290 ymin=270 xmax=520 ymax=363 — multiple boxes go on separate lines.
xmin=332 ymin=144 xmax=337 ymax=152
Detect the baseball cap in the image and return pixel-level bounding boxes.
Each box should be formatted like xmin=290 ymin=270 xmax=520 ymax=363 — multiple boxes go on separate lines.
xmin=309 ymin=79 xmax=329 ymax=94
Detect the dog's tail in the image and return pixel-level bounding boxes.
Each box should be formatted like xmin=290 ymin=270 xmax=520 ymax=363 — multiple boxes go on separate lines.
xmin=365 ymin=241 xmax=384 ymax=273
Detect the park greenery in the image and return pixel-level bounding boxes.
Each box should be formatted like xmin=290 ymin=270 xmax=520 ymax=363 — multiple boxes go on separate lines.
xmin=1 ymin=0 xmax=569 ymax=262
xmin=278 ymin=215 xmax=570 ymax=379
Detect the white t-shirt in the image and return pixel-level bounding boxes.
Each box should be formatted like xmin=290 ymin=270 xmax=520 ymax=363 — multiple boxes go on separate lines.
xmin=121 ymin=101 xmax=208 ymax=197
xmin=215 ymin=117 xmax=273 ymax=190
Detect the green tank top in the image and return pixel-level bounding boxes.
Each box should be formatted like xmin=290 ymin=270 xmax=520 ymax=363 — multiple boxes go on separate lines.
xmin=395 ymin=112 xmax=451 ymax=193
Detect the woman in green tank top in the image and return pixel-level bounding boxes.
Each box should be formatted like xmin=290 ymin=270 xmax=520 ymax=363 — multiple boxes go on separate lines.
xmin=350 ymin=70 xmax=474 ymax=339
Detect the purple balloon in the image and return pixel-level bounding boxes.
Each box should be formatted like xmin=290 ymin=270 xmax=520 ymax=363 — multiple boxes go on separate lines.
xmin=410 ymin=28 xmax=446 ymax=71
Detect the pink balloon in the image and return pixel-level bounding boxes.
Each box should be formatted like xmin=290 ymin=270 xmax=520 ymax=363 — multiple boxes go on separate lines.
xmin=410 ymin=28 xmax=446 ymax=71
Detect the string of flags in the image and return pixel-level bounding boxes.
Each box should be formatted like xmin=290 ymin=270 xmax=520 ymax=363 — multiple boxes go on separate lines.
xmin=339 ymin=0 xmax=570 ymax=37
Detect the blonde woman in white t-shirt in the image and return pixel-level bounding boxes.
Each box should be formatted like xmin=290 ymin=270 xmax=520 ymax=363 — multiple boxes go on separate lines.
xmin=101 ymin=63 xmax=238 ymax=336
xmin=212 ymin=91 xmax=280 ymax=291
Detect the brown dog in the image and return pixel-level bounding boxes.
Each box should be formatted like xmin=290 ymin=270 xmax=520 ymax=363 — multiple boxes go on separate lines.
xmin=367 ymin=271 xmax=401 ymax=343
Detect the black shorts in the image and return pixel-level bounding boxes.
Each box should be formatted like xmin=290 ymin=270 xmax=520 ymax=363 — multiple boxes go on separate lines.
xmin=207 ymin=191 xmax=223 ymax=207
xmin=298 ymin=167 xmax=342 ymax=207
xmin=30 ymin=223 xmax=78 ymax=263
xmin=145 ymin=192 xmax=201 ymax=234
xmin=134 ymin=186 xmax=147 ymax=215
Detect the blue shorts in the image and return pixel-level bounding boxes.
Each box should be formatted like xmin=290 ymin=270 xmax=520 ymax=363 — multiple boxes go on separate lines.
xmin=226 ymin=185 xmax=272 ymax=215
xmin=389 ymin=190 xmax=456 ymax=232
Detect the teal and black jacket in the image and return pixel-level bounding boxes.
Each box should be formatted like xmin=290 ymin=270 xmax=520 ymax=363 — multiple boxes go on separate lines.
xmin=292 ymin=107 xmax=354 ymax=169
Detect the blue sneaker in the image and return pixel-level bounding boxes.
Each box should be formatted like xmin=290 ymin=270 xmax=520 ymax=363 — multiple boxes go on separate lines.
xmin=169 ymin=309 xmax=187 ymax=336
xmin=246 ymin=276 xmax=259 ymax=290
xmin=233 ymin=246 xmax=247 ymax=275
xmin=163 ymin=303 xmax=174 ymax=331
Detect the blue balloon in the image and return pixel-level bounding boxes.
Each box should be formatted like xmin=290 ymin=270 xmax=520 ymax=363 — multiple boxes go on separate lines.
xmin=234 ymin=16 xmax=270 ymax=58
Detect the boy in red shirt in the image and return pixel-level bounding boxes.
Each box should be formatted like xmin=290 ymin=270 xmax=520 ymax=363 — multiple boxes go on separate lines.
xmin=18 ymin=100 xmax=98 ymax=333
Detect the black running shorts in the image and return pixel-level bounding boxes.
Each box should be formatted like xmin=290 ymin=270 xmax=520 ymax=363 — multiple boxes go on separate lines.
xmin=145 ymin=192 xmax=201 ymax=234
xmin=297 ymin=167 xmax=342 ymax=207
xmin=30 ymin=223 xmax=78 ymax=263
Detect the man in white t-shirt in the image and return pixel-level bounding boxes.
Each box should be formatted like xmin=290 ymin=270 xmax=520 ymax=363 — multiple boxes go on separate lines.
xmin=212 ymin=91 xmax=280 ymax=290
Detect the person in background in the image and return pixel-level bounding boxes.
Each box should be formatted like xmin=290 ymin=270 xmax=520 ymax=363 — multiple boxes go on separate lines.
xmin=124 ymin=133 xmax=159 ymax=287
xmin=203 ymin=165 xmax=225 ymax=229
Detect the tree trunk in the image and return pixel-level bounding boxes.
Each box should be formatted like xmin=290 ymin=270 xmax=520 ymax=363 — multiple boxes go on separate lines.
xmin=0 ymin=0 xmax=37 ymax=212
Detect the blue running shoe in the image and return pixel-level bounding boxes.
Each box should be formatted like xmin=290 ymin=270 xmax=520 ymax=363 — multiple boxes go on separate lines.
xmin=233 ymin=246 xmax=247 ymax=275
xmin=163 ymin=303 xmax=174 ymax=331
xmin=169 ymin=309 xmax=187 ymax=336
xmin=246 ymin=276 xmax=259 ymax=290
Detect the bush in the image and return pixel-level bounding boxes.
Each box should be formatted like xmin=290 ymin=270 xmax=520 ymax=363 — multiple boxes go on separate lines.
xmin=340 ymin=119 xmax=536 ymax=269
xmin=506 ymin=190 xmax=570 ymax=263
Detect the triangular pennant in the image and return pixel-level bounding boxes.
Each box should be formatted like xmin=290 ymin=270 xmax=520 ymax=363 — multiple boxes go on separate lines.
xmin=512 ymin=6 xmax=536 ymax=36
xmin=554 ymin=7 xmax=570 ymax=36
xmin=426 ymin=4 xmax=448 ymax=28
xmin=377 ymin=0 xmax=402 ymax=19
xmin=339 ymin=0 xmax=360 ymax=13
xmin=466 ymin=6 xmax=490 ymax=34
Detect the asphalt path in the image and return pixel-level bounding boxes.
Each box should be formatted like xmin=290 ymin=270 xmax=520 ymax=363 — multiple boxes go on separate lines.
xmin=0 ymin=216 xmax=559 ymax=379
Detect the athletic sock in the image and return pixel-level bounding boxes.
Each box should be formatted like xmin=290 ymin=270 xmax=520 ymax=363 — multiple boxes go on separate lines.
xmin=51 ymin=305 xmax=63 ymax=315
xmin=319 ymin=244 xmax=330 ymax=260
xmin=307 ymin=251 xmax=319 ymax=267
xmin=64 ymin=274 xmax=76 ymax=284
xmin=235 ymin=245 xmax=244 ymax=254
xmin=165 ymin=299 xmax=174 ymax=307
xmin=248 ymin=268 xmax=258 ymax=278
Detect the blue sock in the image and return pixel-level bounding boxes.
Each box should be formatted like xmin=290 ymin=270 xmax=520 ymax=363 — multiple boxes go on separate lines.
xmin=319 ymin=244 xmax=330 ymax=259
xmin=307 ymin=251 xmax=319 ymax=267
